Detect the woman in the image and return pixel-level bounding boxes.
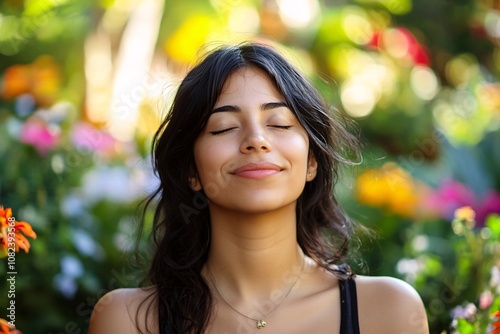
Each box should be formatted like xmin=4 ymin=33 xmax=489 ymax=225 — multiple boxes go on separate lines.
xmin=89 ymin=42 xmax=429 ymax=334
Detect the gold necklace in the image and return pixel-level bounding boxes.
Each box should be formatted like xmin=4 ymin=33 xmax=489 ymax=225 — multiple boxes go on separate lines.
xmin=208 ymin=258 xmax=305 ymax=329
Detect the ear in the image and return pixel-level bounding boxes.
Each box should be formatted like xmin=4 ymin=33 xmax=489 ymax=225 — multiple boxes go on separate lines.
xmin=189 ymin=176 xmax=202 ymax=191
xmin=306 ymin=151 xmax=318 ymax=181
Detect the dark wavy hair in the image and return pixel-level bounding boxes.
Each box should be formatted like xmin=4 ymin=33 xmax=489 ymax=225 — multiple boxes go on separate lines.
xmin=138 ymin=42 xmax=360 ymax=334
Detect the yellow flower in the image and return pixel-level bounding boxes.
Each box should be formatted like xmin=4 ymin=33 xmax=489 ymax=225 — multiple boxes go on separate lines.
xmin=164 ymin=14 xmax=213 ymax=64
xmin=454 ymin=206 xmax=476 ymax=222
xmin=355 ymin=162 xmax=424 ymax=218
xmin=452 ymin=206 xmax=476 ymax=230
xmin=0 ymin=206 xmax=37 ymax=257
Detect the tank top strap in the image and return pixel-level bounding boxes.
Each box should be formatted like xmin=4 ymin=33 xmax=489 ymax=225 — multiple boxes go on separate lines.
xmin=337 ymin=264 xmax=361 ymax=334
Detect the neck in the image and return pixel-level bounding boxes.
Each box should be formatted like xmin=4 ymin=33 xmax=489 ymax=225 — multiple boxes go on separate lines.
xmin=204 ymin=203 xmax=305 ymax=300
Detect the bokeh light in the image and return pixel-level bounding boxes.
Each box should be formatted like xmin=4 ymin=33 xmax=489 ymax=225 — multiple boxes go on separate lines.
xmin=445 ymin=54 xmax=479 ymax=87
xmin=341 ymin=77 xmax=377 ymax=117
xmin=228 ymin=5 xmax=260 ymax=33
xmin=484 ymin=10 xmax=500 ymax=38
xmin=276 ymin=0 xmax=320 ymax=29
xmin=342 ymin=6 xmax=374 ymax=45
xmin=410 ymin=66 xmax=439 ymax=101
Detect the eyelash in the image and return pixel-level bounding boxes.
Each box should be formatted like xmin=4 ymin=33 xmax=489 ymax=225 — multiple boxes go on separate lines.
xmin=210 ymin=125 xmax=292 ymax=136
xmin=271 ymin=125 xmax=292 ymax=130
xmin=210 ymin=127 xmax=237 ymax=136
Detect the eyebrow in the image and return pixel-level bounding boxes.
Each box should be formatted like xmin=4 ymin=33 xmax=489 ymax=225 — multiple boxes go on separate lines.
xmin=211 ymin=101 xmax=288 ymax=113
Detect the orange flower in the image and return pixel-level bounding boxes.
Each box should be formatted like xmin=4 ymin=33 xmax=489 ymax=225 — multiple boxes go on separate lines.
xmin=0 ymin=318 xmax=21 ymax=334
xmin=0 ymin=206 xmax=37 ymax=257
xmin=493 ymin=310 xmax=500 ymax=334
xmin=0 ymin=65 xmax=31 ymax=99
xmin=0 ymin=55 xmax=61 ymax=106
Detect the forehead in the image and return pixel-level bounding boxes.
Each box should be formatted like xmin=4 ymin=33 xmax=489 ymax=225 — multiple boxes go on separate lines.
xmin=216 ymin=66 xmax=283 ymax=103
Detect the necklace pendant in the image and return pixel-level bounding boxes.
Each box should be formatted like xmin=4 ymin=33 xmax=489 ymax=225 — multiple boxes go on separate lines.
xmin=256 ymin=319 xmax=266 ymax=329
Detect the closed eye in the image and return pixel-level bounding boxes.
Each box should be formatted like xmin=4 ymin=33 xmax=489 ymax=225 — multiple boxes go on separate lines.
xmin=269 ymin=125 xmax=292 ymax=130
xmin=210 ymin=127 xmax=238 ymax=136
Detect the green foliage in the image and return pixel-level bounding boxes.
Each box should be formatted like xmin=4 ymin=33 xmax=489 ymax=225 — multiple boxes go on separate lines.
xmin=1 ymin=0 xmax=499 ymax=333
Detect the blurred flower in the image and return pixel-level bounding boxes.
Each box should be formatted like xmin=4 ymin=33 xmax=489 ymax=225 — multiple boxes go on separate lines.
xmin=61 ymin=193 xmax=87 ymax=218
xmin=454 ymin=206 xmax=476 ymax=229
xmin=53 ymin=254 xmax=84 ymax=299
xmin=14 ymin=94 xmax=36 ymax=117
xmin=80 ymin=158 xmax=158 ymax=205
xmin=355 ymin=162 xmax=428 ymax=218
xmin=476 ymin=192 xmax=500 ymax=224
xmin=477 ymin=83 xmax=500 ymax=113
xmin=451 ymin=303 xmax=477 ymax=321
xmin=0 ymin=206 xmax=37 ymax=256
xmin=454 ymin=206 xmax=476 ymax=221
xmin=1 ymin=64 xmax=31 ymax=99
xmin=422 ymin=180 xmax=500 ymax=226
xmin=1 ymin=55 xmax=61 ymax=106
xmin=164 ymin=14 xmax=213 ymax=64
xmin=491 ymin=265 xmax=500 ymax=293
xmin=71 ymin=228 xmax=104 ymax=259
xmin=31 ymin=55 xmax=61 ymax=105
xmin=422 ymin=179 xmax=477 ymax=221
xmin=82 ymin=165 xmax=140 ymax=203
xmin=53 ymin=274 xmax=78 ymax=299
xmin=480 ymin=290 xmax=494 ymax=310
xmin=19 ymin=117 xmax=60 ymax=155
xmin=370 ymin=27 xmax=430 ymax=66
xmin=396 ymin=257 xmax=425 ymax=283
xmin=71 ymin=122 xmax=116 ymax=154
xmin=37 ymin=101 xmax=73 ymax=125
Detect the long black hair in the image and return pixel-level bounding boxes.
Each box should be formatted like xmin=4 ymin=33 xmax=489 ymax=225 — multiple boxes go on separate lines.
xmin=138 ymin=42 xmax=360 ymax=334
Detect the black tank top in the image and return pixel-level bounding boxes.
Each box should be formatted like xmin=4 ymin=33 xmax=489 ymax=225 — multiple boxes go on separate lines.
xmin=338 ymin=274 xmax=361 ymax=333
xmin=164 ymin=265 xmax=361 ymax=333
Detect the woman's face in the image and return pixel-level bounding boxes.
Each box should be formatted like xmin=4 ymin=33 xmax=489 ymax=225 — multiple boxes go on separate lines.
xmin=192 ymin=66 xmax=317 ymax=214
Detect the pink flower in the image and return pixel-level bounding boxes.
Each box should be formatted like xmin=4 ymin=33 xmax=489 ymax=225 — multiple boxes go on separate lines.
xmin=479 ymin=290 xmax=493 ymax=310
xmin=70 ymin=122 xmax=115 ymax=153
xmin=19 ymin=118 xmax=59 ymax=155
xmin=422 ymin=179 xmax=477 ymax=220
xmin=476 ymin=191 xmax=500 ymax=225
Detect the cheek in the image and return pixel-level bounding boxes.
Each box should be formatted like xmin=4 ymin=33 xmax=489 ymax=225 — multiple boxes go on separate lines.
xmin=280 ymin=135 xmax=310 ymax=168
xmin=193 ymin=140 xmax=230 ymax=181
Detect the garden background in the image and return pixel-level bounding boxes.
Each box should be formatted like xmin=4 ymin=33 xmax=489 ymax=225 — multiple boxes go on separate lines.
xmin=1 ymin=0 xmax=500 ymax=333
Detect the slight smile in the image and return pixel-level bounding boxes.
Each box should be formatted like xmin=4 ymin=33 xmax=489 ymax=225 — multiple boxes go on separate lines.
xmin=231 ymin=162 xmax=283 ymax=179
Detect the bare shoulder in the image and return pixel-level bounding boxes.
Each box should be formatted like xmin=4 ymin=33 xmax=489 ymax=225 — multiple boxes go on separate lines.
xmin=88 ymin=287 xmax=157 ymax=334
xmin=355 ymin=275 xmax=429 ymax=334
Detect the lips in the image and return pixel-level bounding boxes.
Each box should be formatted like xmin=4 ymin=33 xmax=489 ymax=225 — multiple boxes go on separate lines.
xmin=232 ymin=162 xmax=282 ymax=179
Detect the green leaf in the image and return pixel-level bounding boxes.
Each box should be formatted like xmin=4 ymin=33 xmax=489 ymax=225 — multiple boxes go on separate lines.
xmin=485 ymin=214 xmax=500 ymax=237
xmin=455 ymin=318 xmax=475 ymax=334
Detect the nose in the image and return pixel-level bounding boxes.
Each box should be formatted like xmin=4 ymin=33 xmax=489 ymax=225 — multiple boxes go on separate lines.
xmin=240 ymin=125 xmax=271 ymax=153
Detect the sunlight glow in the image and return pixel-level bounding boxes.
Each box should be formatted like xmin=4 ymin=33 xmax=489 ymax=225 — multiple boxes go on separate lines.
xmin=228 ymin=6 xmax=260 ymax=33
xmin=342 ymin=7 xmax=373 ymax=45
xmin=108 ymin=0 xmax=164 ymax=141
xmin=341 ymin=78 xmax=377 ymax=118
xmin=276 ymin=0 xmax=320 ymax=29
xmin=410 ymin=66 xmax=439 ymax=101
xmin=485 ymin=11 xmax=500 ymax=38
